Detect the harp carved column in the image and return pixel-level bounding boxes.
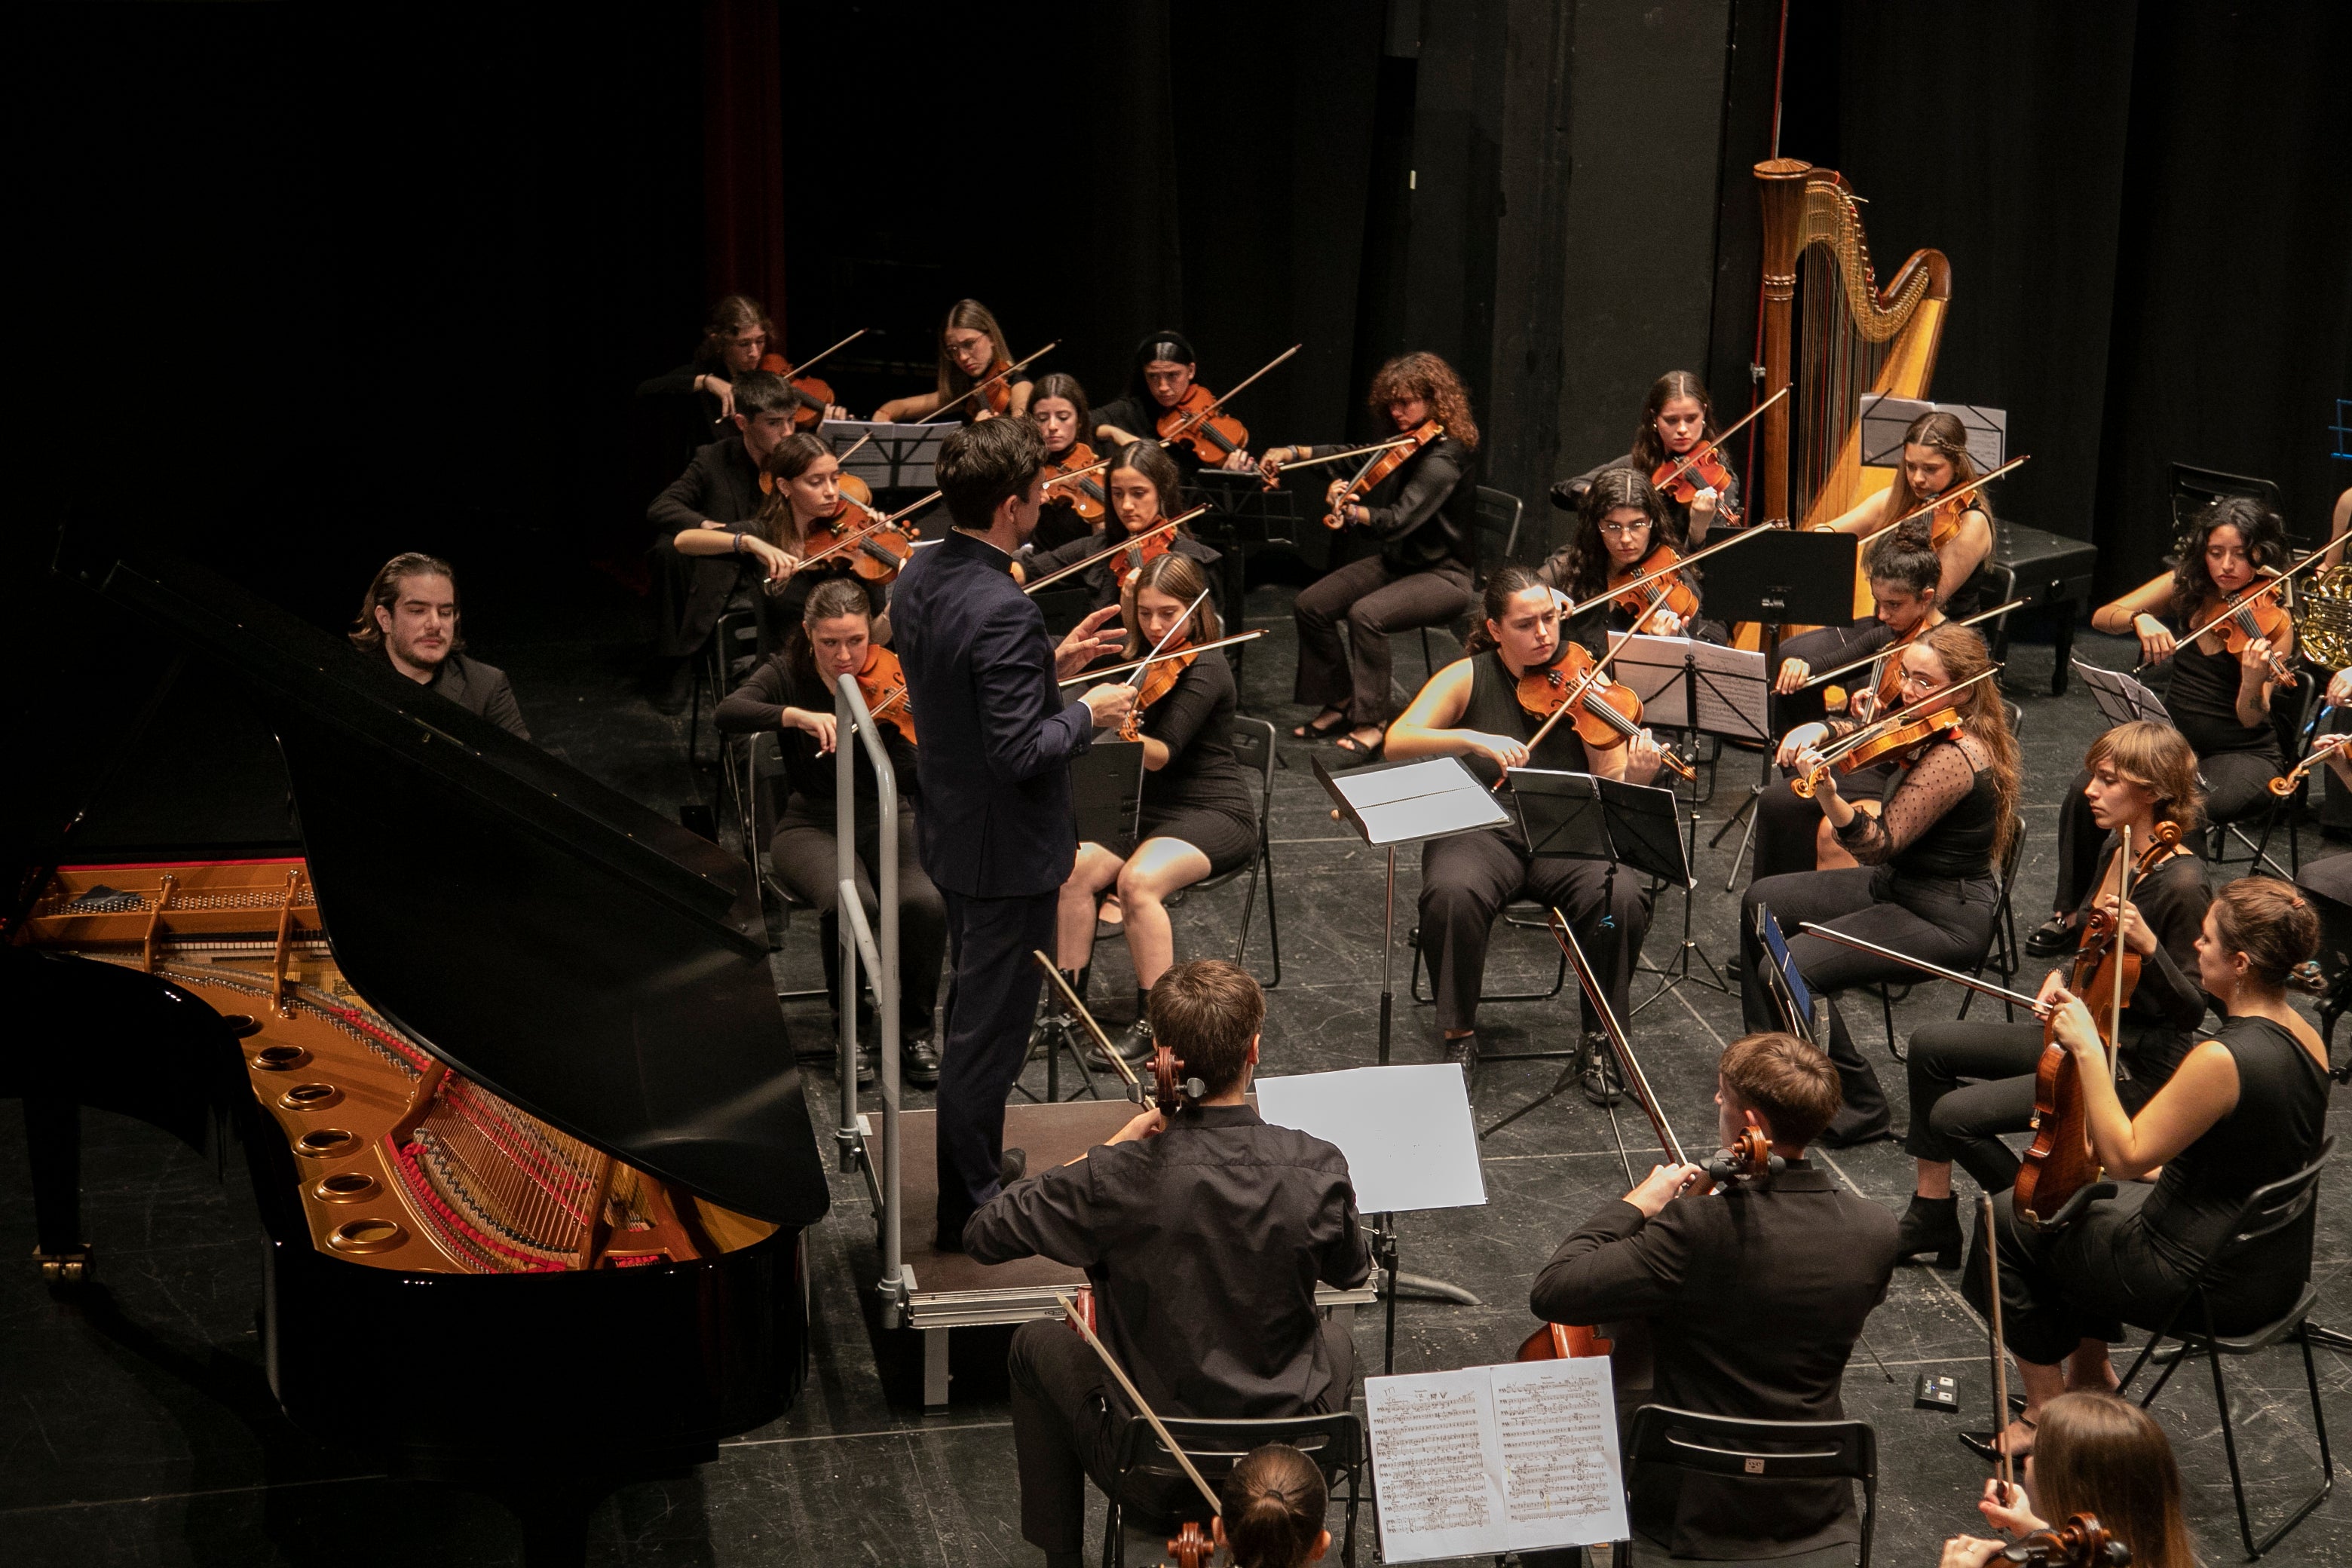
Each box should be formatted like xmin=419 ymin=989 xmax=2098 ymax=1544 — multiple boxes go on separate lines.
xmin=1753 ymin=158 xmax=1814 ymax=527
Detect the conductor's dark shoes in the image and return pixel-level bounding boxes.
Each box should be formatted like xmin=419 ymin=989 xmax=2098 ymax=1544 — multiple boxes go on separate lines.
xmin=1444 ymin=1034 xmax=1481 ymax=1095
xmin=902 ymin=1035 xmax=941 ymax=1089
xmin=999 ymin=1147 xmax=1028 ymax=1188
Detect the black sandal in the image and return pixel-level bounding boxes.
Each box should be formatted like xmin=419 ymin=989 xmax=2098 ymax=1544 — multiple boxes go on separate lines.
xmin=1958 ymin=1414 xmax=2034 ymax=1463
xmin=1334 ymin=728 xmax=1385 ymax=761
xmin=1292 ymin=710 xmax=1349 ymax=740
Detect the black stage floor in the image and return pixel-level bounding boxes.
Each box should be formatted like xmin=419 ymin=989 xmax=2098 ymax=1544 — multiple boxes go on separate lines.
xmin=7 ymin=562 xmax=2350 ymax=1566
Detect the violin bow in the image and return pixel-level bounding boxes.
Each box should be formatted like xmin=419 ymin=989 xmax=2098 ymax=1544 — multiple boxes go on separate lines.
xmin=1268 ymin=433 xmax=1417 ymax=476
xmin=1853 ymin=455 xmax=2032 ymax=547
xmin=1980 ymin=1193 xmax=2018 ymax=1499
xmin=1509 ymin=623 xmax=1643 ymax=776
xmin=1561 ymin=516 xmax=1790 ymax=620
xmin=1021 ymin=505 xmax=1208 ymax=596
xmin=1797 ymin=599 xmax=2031 ymax=691
xmin=1159 ymin=343 xmax=1302 ymax=442
xmin=831 ymin=430 xmax=876 ymax=465
xmin=2106 ymin=826 xmax=2134 ymax=1081
xmin=1051 ymin=1290 xmax=1223 ymax=1520
xmin=1649 ymin=384 xmax=1788 ymax=495
xmin=1797 ymin=924 xmax=2044 ymax=1012
xmin=918 ymin=340 xmax=1061 ymax=424
xmin=1055 ymin=629 xmax=1264 ymax=688
xmin=1031 ymin=952 xmax=1146 ymax=1102
xmin=2150 ymin=540 xmax=2333 ymax=669
xmin=781 ymin=326 xmax=868 ymax=383
xmin=1800 ymin=666 xmax=2001 ymax=772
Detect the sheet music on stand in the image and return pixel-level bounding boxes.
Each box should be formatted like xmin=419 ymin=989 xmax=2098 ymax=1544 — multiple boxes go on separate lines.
xmin=1860 ymin=396 xmax=2007 ymax=472
xmin=1068 ymin=740 xmax=1145 ymax=856
xmin=1364 ymin=1358 xmax=1629 ymax=1562
xmin=1612 ymin=633 xmax=1772 ymax=744
xmin=822 ymin=420 xmax=952 ymax=491
xmin=1505 ymin=770 xmax=1692 ymax=889
xmin=2072 ymin=660 xmax=2172 ymax=729
xmin=1316 ymin=755 xmax=1510 ymax=847
xmin=1254 ymin=1064 xmax=1485 ymax=1215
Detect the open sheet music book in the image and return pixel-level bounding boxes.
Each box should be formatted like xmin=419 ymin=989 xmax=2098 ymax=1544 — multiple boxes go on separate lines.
xmin=1366 ymin=1357 xmax=1629 ymax=1561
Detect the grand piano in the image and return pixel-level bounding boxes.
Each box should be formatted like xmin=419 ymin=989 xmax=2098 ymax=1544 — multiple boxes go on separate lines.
xmin=5 ymin=529 xmax=832 ymax=1562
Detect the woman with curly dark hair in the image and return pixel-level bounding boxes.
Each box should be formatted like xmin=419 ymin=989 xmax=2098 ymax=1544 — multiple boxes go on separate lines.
xmin=1533 ymin=467 xmax=1725 ymax=654
xmin=1265 ymin=351 xmax=1482 ymax=754
xmin=2027 ymin=495 xmax=2293 ymax=956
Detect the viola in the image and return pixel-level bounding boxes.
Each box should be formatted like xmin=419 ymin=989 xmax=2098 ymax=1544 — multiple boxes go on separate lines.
xmin=1041 ymin=441 xmax=1108 ymax=522
xmin=1157 ymin=382 xmax=1251 ymax=467
xmin=2014 ymin=823 xmax=2178 ymax=1228
xmin=1606 ymin=542 xmax=1702 ymax=632
xmin=2002 ymin=1514 xmax=2130 ymax=1568
xmin=853 ymin=645 xmax=915 ymax=745
xmin=2192 ymin=580 xmax=2298 ymax=688
xmin=1649 ymin=443 xmax=1741 ymax=525
xmin=1324 ymin=419 xmax=1444 ymax=529
xmin=1514 ymin=642 xmax=1697 ymax=782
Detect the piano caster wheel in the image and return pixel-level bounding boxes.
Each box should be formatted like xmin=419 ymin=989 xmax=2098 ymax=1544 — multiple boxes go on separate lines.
xmin=35 ymin=1248 xmax=93 ymax=1286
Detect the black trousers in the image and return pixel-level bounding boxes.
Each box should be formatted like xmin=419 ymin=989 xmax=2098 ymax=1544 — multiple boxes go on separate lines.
xmin=1964 ymin=1182 xmax=2305 ymax=1367
xmin=1294 ymin=553 xmax=1474 ymax=727
xmin=1750 ymin=764 xmax=1894 ymax=882
xmin=1008 ymin=1315 xmax=1357 ymax=1556
xmin=1905 ymin=1020 xmax=2184 ymax=1191
xmin=935 ymin=887 xmax=1058 ymax=1247
xmin=770 ymin=798 xmax=946 ymax=1040
xmin=1741 ymin=866 xmax=1998 ymax=1144
xmin=1419 ymin=828 xmax=1654 ymax=1036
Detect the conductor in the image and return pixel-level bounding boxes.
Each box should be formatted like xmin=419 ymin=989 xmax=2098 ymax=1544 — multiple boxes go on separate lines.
xmin=894 ymin=415 xmax=1135 ymax=1249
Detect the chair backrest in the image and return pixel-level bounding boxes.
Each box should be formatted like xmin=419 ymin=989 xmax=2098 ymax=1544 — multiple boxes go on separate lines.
xmin=1625 ymin=1404 xmax=1876 ymax=1486
xmin=2001 ymin=700 xmax=2025 ymax=744
xmin=1231 ymin=716 xmax=1277 ymax=813
xmin=2170 ymin=463 xmax=2286 ymax=542
xmin=1475 ymin=485 xmax=1525 ymax=569
xmin=712 ymin=605 xmax=764 ymax=689
xmin=1116 ymin=1410 xmax=1366 ymax=1496
xmin=2210 ymin=1133 xmax=2334 ymax=1266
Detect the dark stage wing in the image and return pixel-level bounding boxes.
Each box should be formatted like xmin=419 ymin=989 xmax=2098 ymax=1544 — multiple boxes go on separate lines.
xmin=51 ymin=527 xmax=828 ymax=1230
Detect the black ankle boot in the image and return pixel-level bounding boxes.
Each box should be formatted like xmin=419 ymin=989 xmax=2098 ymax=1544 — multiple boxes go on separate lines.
xmin=1896 ymin=1193 xmax=1963 ymax=1268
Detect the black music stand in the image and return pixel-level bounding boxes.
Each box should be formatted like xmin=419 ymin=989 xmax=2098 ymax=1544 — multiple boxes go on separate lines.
xmin=1700 ymin=530 xmax=1860 ymax=887
xmin=2072 ymin=661 xmax=2172 ymax=729
xmin=1027 ymin=740 xmax=1147 ymax=1102
xmin=824 ymin=421 xmax=951 ymax=492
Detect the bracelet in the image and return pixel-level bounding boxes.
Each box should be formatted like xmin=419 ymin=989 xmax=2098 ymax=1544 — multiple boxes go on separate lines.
xmin=731 ymin=531 xmax=743 ymax=555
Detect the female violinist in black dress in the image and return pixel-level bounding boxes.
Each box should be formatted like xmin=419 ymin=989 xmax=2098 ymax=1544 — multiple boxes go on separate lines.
xmin=1269 ymin=351 xmax=1481 ymax=756
xmin=1046 ymin=553 xmax=1258 ymax=1061
xmin=1966 ymin=877 xmax=2329 ymax=1462
xmin=1028 ymin=371 xmax=1100 ymax=553
xmin=1894 ymin=722 xmax=2211 ymax=1265
xmin=1737 ymin=622 xmax=2020 ymax=1146
xmin=2029 ymin=495 xmax=2293 ymax=956
xmin=871 ymin=298 xmax=1032 ymax=423
xmin=1533 ymin=467 xmax=1719 ymax=654
xmin=1548 ymin=369 xmax=1744 ymax=549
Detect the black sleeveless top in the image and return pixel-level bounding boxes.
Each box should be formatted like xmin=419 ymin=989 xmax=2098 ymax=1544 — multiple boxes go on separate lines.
xmin=2140 ymin=1014 xmax=2330 ymax=1272
xmin=1883 ymin=738 xmax=1999 ymax=881
xmin=2166 ymin=634 xmax=2281 ymax=761
xmin=1459 ymin=648 xmax=1593 ymax=789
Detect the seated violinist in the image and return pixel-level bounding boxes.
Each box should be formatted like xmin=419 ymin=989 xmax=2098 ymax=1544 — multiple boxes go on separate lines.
xmin=1738 ymin=623 xmax=2020 ymax=1146
xmin=1028 ymin=372 xmax=1103 ymax=552
xmin=635 ymin=293 xmax=847 ymax=433
xmin=1092 ymin=329 xmax=1254 ymax=473
xmin=1751 ymin=538 xmax=1947 ymax=879
xmin=1965 ymin=877 xmax=2329 ymax=1465
xmin=348 ymin=552 xmax=530 ymax=740
xmin=1015 ymin=439 xmax=1219 ymax=614
xmin=714 ymin=577 xmax=942 ymax=1088
xmin=871 ymin=298 xmax=1031 ymax=423
xmin=1548 ymin=369 xmax=1744 ymax=548
xmin=1938 ymin=1392 xmax=2194 ymax=1568
xmin=1896 ymin=724 xmax=2210 ymax=1267
xmin=966 ymin=960 xmax=1370 ymax=1568
xmin=1527 ymin=1032 xmax=1900 ymax=1564
xmin=1385 ymin=566 xmax=1659 ymax=1095
xmin=1045 ymin=556 xmax=1260 ymax=1062
xmin=2027 ymin=495 xmax=2293 ymax=957
xmin=1271 ymin=351 xmax=1481 ymax=757
xmin=1534 ymin=467 xmax=1724 ymax=652
xmin=1811 ymin=409 xmax=1993 ymax=614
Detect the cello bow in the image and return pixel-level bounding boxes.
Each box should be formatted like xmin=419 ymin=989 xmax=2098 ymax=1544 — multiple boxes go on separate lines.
xmin=1051 ymin=1288 xmax=1221 ymax=1566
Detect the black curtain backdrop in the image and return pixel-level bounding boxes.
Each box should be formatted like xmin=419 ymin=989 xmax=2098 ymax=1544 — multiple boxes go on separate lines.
xmin=702 ymin=0 xmax=789 ymax=333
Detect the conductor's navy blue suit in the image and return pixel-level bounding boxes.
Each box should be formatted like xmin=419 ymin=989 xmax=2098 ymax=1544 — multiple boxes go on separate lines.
xmin=893 ymin=526 xmax=1098 ymax=1245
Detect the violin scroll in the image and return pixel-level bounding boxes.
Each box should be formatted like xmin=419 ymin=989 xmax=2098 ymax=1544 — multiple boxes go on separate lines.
xmin=2001 ymin=1513 xmax=2130 ymax=1568
xmin=1704 ymin=1125 xmax=1782 ymax=1188
xmin=2270 ymin=733 xmax=2352 ymax=797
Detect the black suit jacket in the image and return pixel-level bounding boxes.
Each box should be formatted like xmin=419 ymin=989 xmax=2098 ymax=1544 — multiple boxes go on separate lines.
xmin=892 ymin=528 xmax=1095 ymax=897
xmin=1528 ymin=1162 xmax=1900 ymax=1559
xmin=644 ymin=435 xmax=761 ymax=658
xmin=399 ymin=651 xmax=529 ymax=740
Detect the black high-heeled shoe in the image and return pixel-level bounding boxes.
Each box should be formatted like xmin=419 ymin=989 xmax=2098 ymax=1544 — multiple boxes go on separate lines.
xmin=1895 ymin=1192 xmax=1963 ymax=1268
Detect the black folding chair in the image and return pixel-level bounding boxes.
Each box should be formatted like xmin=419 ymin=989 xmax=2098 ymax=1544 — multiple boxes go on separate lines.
xmin=1104 ymin=1410 xmax=1366 ymax=1568
xmin=1618 ymin=1404 xmax=1877 ymax=1567
xmin=1168 ymin=715 xmax=1283 ymax=985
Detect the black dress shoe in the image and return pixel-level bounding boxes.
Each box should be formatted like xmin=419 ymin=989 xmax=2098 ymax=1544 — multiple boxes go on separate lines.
xmin=999 ymin=1147 xmax=1027 ymax=1187
xmin=1443 ymin=1034 xmax=1481 ymax=1095
xmin=1109 ymin=1017 xmax=1156 ymax=1068
xmin=2025 ymin=914 xmax=2078 ymax=959
xmin=1578 ymin=1034 xmax=1626 ymax=1108
xmin=1722 ymin=956 xmax=1744 ymax=985
xmin=901 ymin=1035 xmax=941 ymax=1089
xmin=854 ymin=1046 xmax=877 ymax=1089
xmin=1894 ymin=1193 xmax=1963 ymax=1267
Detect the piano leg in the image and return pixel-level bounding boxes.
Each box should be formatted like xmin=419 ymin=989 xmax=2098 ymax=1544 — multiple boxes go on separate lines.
xmin=24 ymin=1096 xmax=92 ymax=1285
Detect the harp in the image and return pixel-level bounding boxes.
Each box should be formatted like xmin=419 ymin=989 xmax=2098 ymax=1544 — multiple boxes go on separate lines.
xmin=1753 ymin=158 xmax=1951 ymax=618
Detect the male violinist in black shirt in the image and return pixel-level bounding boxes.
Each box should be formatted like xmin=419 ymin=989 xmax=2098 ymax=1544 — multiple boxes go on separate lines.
xmin=966 ymin=960 xmax=1370 ymax=1568
xmin=347 ymin=552 xmax=529 ymax=740
xmin=1528 ymin=1031 xmax=1900 ymax=1563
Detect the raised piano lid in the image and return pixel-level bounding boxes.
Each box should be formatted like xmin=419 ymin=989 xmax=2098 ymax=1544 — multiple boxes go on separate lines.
xmin=51 ymin=526 xmax=831 ymax=1230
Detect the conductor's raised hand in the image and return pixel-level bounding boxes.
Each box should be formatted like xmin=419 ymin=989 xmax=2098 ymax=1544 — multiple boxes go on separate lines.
xmin=1083 ymin=681 xmax=1138 ymax=731
xmin=1055 ymin=604 xmax=1126 ymax=678
xmin=1625 ymin=1162 xmax=1704 ymax=1217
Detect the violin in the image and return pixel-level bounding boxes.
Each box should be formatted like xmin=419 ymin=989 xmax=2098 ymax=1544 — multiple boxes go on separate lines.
xmin=1157 ymin=382 xmax=1251 ymax=467
xmin=2269 ymin=732 xmax=2352 ymax=797
xmin=755 ymin=327 xmax=866 ymax=430
xmin=1323 ymin=419 xmax=1444 ymax=529
xmin=1606 ymin=542 xmax=1702 ymax=632
xmin=1119 ymin=640 xmax=1197 ymax=745
xmin=798 ymin=476 xmax=918 ymax=583
xmin=853 ymin=645 xmax=915 ymax=745
xmin=1649 ymin=443 xmax=1741 ymax=525
xmin=1118 ymin=522 xmax=1176 ymax=585
xmin=2002 ymin=1514 xmax=2130 ymax=1568
xmin=2191 ymin=579 xmax=2298 ymax=688
xmin=975 ymin=356 xmax=1015 ymax=417
xmin=1514 ymin=641 xmax=1697 ymax=782
xmin=1786 ymin=666 xmax=1999 ymax=799
xmin=1041 ymin=441 xmax=1108 ymax=522
xmin=2013 ymin=823 xmax=2178 ymax=1228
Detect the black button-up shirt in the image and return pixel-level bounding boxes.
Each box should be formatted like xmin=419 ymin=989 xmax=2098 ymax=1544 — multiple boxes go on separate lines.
xmin=964 ymin=1103 xmax=1370 ymax=1418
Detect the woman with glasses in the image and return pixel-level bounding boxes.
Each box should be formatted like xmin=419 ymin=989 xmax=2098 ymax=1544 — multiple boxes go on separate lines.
xmin=1736 ymin=622 xmax=2020 ymax=1147
xmin=871 ymin=299 xmax=1033 ymax=424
